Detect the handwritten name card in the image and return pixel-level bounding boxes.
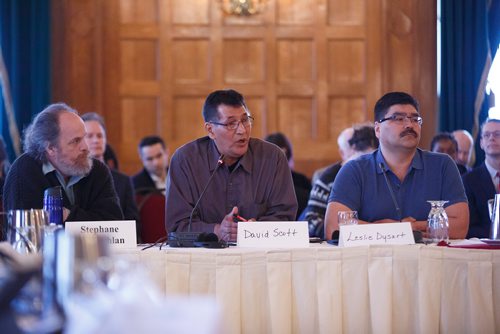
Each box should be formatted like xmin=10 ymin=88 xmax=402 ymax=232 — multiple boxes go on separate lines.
xmin=339 ymin=222 xmax=415 ymax=247
xmin=237 ymin=221 xmax=309 ymax=248
xmin=65 ymin=220 xmax=137 ymax=249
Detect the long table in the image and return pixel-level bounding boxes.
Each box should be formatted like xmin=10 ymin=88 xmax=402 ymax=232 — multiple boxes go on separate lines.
xmin=117 ymin=244 xmax=500 ymax=334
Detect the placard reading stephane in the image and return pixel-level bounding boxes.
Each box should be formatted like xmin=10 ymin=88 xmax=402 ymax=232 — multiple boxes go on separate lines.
xmin=237 ymin=221 xmax=309 ymax=248
xmin=65 ymin=220 xmax=137 ymax=249
xmin=339 ymin=222 xmax=415 ymax=247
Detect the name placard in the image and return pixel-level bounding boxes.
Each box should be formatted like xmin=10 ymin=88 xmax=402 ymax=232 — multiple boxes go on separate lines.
xmin=237 ymin=221 xmax=309 ymax=248
xmin=65 ymin=220 xmax=137 ymax=249
xmin=339 ymin=222 xmax=415 ymax=247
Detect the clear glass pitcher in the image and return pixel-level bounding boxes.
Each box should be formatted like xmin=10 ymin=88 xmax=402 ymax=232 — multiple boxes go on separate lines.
xmin=427 ymin=201 xmax=449 ymax=244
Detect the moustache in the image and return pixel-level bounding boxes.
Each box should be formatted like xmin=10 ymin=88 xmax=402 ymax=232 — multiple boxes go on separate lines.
xmin=400 ymin=129 xmax=418 ymax=138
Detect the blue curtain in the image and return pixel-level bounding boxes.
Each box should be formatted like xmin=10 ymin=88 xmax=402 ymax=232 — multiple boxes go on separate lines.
xmin=440 ymin=0 xmax=500 ymax=166
xmin=0 ymin=0 xmax=51 ymax=161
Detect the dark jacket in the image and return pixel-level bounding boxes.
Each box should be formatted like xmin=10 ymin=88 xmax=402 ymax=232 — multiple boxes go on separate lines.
xmin=462 ymin=163 xmax=495 ymax=238
xmin=111 ymin=169 xmax=139 ymax=222
xmin=132 ymin=168 xmax=158 ymax=193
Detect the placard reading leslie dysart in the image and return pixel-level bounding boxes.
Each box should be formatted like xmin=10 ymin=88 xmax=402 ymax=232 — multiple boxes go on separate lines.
xmin=339 ymin=222 xmax=415 ymax=247
xmin=65 ymin=220 xmax=137 ymax=249
xmin=237 ymin=221 xmax=309 ymax=248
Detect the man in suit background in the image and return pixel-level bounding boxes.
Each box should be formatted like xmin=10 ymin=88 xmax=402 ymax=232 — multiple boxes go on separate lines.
xmin=463 ymin=118 xmax=500 ymax=238
xmin=132 ymin=136 xmax=169 ymax=194
xmin=453 ymin=129 xmax=474 ymax=170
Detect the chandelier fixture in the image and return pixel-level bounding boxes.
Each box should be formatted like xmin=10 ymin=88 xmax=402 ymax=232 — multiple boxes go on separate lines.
xmin=220 ymin=0 xmax=267 ymax=16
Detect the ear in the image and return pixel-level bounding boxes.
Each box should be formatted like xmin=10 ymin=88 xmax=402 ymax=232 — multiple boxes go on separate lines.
xmin=205 ymin=122 xmax=216 ymax=140
xmin=479 ymin=138 xmax=485 ymax=151
xmin=374 ymin=122 xmax=381 ymax=139
xmin=46 ymin=142 xmax=57 ymax=158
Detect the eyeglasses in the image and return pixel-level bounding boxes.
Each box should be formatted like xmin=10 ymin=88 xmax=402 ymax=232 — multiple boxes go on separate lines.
xmin=210 ymin=115 xmax=254 ymax=130
xmin=378 ymin=114 xmax=423 ymax=126
xmin=481 ymin=131 xmax=500 ymax=139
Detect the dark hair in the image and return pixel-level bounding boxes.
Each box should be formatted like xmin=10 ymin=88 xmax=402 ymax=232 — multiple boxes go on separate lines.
xmin=430 ymin=132 xmax=458 ymax=152
xmin=138 ymin=135 xmax=166 ymax=150
xmin=348 ymin=124 xmax=379 ymax=151
xmin=374 ymin=92 xmax=420 ymax=122
xmin=264 ymin=132 xmax=292 ymax=160
xmin=480 ymin=118 xmax=500 ymax=134
xmin=104 ymin=144 xmax=119 ymax=170
xmin=81 ymin=112 xmax=106 ymax=132
xmin=23 ymin=103 xmax=78 ymax=162
xmin=202 ymin=89 xmax=247 ymax=122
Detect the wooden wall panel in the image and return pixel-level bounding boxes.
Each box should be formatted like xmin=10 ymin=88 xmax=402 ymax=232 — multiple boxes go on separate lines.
xmin=52 ymin=0 xmax=437 ymax=177
xmin=223 ymin=39 xmax=265 ymax=83
xmin=172 ymin=40 xmax=210 ymax=83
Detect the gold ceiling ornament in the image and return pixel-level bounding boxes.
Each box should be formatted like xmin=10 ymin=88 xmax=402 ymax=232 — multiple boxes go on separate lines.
xmin=220 ymin=0 xmax=268 ymax=16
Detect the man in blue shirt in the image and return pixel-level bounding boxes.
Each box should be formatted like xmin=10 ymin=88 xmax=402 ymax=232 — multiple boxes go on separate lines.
xmin=325 ymin=92 xmax=469 ymax=240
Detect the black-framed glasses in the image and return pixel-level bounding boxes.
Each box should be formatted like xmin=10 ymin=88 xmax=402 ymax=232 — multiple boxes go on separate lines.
xmin=378 ymin=114 xmax=423 ymax=126
xmin=209 ymin=115 xmax=254 ymax=130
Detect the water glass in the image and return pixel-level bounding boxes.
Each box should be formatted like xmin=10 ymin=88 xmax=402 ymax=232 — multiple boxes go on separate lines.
xmin=338 ymin=211 xmax=358 ymax=226
xmin=427 ymin=201 xmax=449 ymax=243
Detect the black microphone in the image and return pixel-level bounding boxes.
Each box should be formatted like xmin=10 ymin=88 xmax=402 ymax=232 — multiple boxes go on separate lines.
xmin=168 ymin=155 xmax=226 ymax=247
xmin=379 ymin=162 xmax=402 ymax=221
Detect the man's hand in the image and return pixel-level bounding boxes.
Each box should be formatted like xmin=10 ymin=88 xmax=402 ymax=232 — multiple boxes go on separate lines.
xmin=214 ymin=206 xmax=239 ymax=242
xmin=63 ymin=207 xmax=70 ymax=221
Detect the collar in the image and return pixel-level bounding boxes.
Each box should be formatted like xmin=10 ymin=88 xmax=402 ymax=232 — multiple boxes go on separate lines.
xmin=208 ymin=138 xmax=252 ymax=173
xmin=484 ymin=159 xmax=499 ymax=178
xmin=42 ymin=161 xmax=85 ymax=187
xmin=375 ymin=148 xmax=423 ymax=174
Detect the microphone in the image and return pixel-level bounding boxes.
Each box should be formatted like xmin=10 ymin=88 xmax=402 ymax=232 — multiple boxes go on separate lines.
xmin=168 ymin=155 xmax=227 ymax=248
xmin=379 ymin=162 xmax=402 ymax=221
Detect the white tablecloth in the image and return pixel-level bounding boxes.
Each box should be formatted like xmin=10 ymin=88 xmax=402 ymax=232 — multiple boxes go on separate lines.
xmin=116 ymin=244 xmax=500 ymax=334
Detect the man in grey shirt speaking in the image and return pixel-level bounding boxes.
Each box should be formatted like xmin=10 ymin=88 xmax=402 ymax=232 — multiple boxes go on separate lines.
xmin=165 ymin=89 xmax=298 ymax=242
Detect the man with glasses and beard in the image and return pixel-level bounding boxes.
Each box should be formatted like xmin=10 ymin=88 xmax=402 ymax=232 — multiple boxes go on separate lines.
xmin=3 ymin=103 xmax=123 ymax=225
xmin=324 ymin=92 xmax=469 ymax=240
xmin=165 ymin=89 xmax=297 ymax=242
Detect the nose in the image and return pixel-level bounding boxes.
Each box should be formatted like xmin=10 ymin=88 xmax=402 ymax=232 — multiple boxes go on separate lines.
xmin=81 ymin=138 xmax=89 ymax=151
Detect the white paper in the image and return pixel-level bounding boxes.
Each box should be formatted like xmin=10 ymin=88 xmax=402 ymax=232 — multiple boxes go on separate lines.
xmin=65 ymin=220 xmax=137 ymax=249
xmin=237 ymin=221 xmax=309 ymax=248
xmin=339 ymin=222 xmax=415 ymax=247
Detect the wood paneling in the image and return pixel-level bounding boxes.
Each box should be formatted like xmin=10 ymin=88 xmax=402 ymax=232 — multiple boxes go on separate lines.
xmin=52 ymin=0 xmax=437 ymax=177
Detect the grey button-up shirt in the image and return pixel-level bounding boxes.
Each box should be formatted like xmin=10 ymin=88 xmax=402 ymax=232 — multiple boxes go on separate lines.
xmin=165 ymin=136 xmax=298 ymax=233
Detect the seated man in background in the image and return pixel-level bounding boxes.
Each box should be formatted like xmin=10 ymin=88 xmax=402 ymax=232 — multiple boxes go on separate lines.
xmin=430 ymin=132 xmax=468 ymax=175
xmin=132 ymin=135 xmax=169 ymax=194
xmin=453 ymin=129 xmax=474 ymax=170
xmin=165 ymin=89 xmax=297 ymax=242
xmin=81 ymin=112 xmax=139 ymax=225
xmin=264 ymin=132 xmax=311 ymax=218
xmin=311 ymin=127 xmax=354 ymax=184
xmin=3 ymin=103 xmax=123 ymax=226
xmin=324 ymin=92 xmax=469 ymax=240
xmin=301 ymin=124 xmax=378 ymax=237
xmin=462 ymin=118 xmax=500 ymax=238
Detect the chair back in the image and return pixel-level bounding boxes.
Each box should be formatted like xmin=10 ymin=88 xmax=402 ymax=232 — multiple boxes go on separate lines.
xmin=135 ymin=189 xmax=166 ymax=243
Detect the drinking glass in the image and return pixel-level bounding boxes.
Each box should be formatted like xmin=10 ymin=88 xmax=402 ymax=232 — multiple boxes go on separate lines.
xmin=338 ymin=211 xmax=358 ymax=226
xmin=427 ymin=201 xmax=449 ymax=244
xmin=6 ymin=209 xmax=49 ymax=254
